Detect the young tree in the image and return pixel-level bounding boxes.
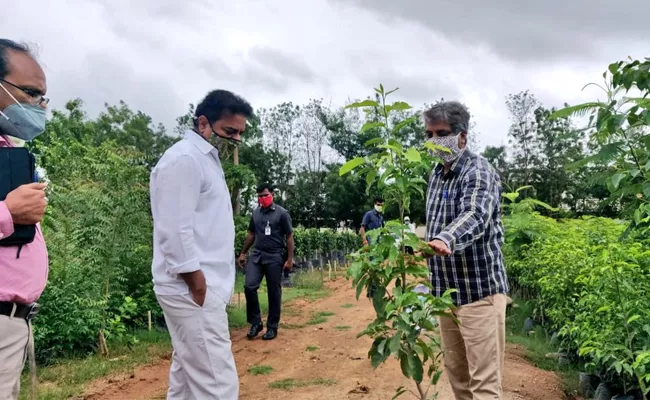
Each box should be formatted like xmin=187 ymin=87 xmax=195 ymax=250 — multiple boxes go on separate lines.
xmin=340 ymin=85 xmax=455 ymax=400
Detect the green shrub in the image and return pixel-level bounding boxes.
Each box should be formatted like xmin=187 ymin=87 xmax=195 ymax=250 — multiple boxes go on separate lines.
xmin=504 ymin=211 xmax=650 ymax=393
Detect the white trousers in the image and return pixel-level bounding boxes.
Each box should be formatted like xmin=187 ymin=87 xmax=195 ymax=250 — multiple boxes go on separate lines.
xmin=0 ymin=315 xmax=29 ymax=400
xmin=157 ymin=288 xmax=239 ymax=400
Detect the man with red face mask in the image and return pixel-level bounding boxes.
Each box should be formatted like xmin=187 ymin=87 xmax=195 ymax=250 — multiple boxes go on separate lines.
xmin=238 ymin=183 xmax=294 ymax=340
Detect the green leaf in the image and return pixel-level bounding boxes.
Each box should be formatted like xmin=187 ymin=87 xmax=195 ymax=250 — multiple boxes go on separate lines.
xmin=549 ymin=102 xmax=606 ymax=119
xmin=346 ymin=100 xmax=379 ymax=109
xmin=390 ymin=101 xmax=412 ymax=111
xmin=611 ymin=173 xmax=626 ymax=190
xmin=628 ymin=315 xmax=641 ymax=324
xmin=399 ymin=351 xmax=411 ymax=378
xmin=392 ymin=116 xmax=418 ymax=134
xmin=405 ymin=147 xmax=422 ymax=163
xmin=365 ymin=170 xmax=377 ymax=195
xmin=355 ymin=276 xmax=368 ymax=300
xmin=392 ymin=387 xmax=407 ymax=400
xmin=596 ymin=305 xmax=611 ymax=313
xmin=424 ymin=141 xmax=450 ymax=153
xmin=408 ymin=351 xmax=424 ymax=382
xmin=388 ymin=332 xmax=401 ymax=355
xmin=339 ymin=157 xmax=365 ymax=176
xmin=378 ymin=337 xmax=388 ymax=355
xmin=364 ymin=137 xmax=385 ymax=147
xmin=360 ymin=121 xmax=385 ymax=134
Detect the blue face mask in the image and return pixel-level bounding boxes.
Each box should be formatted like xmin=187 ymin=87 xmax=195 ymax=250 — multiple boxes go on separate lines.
xmin=0 ymin=83 xmax=46 ymax=141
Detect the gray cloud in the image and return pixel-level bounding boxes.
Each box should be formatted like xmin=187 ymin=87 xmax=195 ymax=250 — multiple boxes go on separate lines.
xmin=330 ymin=0 xmax=650 ymax=62
xmin=248 ymin=46 xmax=317 ymax=84
xmin=54 ymin=51 xmax=186 ymax=130
xmin=344 ymin=50 xmax=461 ymax=106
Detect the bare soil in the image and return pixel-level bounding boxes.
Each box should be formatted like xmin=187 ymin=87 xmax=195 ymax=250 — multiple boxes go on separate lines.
xmin=83 ymin=278 xmax=567 ymax=400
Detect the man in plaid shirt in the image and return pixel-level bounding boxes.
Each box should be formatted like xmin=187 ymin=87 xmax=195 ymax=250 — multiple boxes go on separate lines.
xmin=424 ymin=101 xmax=509 ymax=400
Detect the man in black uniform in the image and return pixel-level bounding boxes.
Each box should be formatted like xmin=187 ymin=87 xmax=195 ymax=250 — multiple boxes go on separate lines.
xmin=238 ymin=183 xmax=294 ymax=341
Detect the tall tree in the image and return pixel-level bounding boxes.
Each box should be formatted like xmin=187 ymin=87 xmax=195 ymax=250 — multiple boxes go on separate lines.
xmin=506 ymin=90 xmax=541 ymax=190
xmin=260 ymin=102 xmax=302 ymax=197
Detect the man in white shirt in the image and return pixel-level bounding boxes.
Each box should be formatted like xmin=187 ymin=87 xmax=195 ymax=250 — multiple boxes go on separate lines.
xmin=150 ymin=89 xmax=253 ymax=400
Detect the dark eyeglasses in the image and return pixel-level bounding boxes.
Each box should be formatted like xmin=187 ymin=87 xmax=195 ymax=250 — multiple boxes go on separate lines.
xmin=0 ymin=78 xmax=49 ymax=107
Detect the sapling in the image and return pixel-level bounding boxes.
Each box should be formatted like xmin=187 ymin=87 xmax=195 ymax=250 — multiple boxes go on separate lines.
xmin=340 ymin=85 xmax=456 ymax=399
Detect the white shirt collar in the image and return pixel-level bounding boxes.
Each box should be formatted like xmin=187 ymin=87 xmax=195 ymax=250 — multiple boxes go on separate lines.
xmin=184 ymin=129 xmax=216 ymax=156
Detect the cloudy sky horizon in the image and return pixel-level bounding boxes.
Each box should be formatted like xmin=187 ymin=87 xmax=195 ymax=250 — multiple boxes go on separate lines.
xmin=3 ymin=0 xmax=649 ymax=150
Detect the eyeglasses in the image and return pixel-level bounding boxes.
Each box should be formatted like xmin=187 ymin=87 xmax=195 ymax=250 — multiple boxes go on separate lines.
xmin=0 ymin=78 xmax=49 ymax=107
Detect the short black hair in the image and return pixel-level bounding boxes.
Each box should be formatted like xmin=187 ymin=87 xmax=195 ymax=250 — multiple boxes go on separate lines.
xmin=0 ymin=39 xmax=31 ymax=79
xmin=194 ymin=89 xmax=254 ymax=127
xmin=374 ymin=196 xmax=384 ymax=204
xmin=257 ymin=182 xmax=273 ymax=194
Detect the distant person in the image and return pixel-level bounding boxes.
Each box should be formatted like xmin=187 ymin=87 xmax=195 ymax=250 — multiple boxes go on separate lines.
xmin=403 ymin=216 xmax=416 ymax=255
xmin=0 ymin=39 xmax=50 ymax=400
xmin=238 ymin=183 xmax=294 ymax=341
xmin=359 ymin=196 xmax=385 ymax=297
xmin=424 ymin=101 xmax=508 ymax=399
xmin=150 ymin=89 xmax=253 ymax=400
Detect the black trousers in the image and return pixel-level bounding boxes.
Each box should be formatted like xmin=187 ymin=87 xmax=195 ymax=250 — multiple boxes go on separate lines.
xmin=244 ymin=252 xmax=284 ymax=330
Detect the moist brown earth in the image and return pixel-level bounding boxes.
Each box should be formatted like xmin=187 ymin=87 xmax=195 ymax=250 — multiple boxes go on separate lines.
xmin=83 ymin=278 xmax=567 ymax=400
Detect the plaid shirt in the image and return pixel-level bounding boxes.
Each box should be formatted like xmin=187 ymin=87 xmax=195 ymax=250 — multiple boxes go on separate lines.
xmin=426 ymin=150 xmax=508 ymax=306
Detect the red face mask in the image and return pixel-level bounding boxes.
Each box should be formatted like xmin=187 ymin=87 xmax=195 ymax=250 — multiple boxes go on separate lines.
xmin=259 ymin=195 xmax=273 ymax=208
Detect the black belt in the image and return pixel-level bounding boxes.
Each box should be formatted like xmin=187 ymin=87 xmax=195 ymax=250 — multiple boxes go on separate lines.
xmin=0 ymin=301 xmax=39 ymax=321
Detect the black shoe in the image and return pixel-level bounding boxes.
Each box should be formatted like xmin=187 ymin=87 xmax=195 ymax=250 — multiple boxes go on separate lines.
xmin=262 ymin=329 xmax=277 ymax=340
xmin=247 ymin=323 xmax=263 ymax=339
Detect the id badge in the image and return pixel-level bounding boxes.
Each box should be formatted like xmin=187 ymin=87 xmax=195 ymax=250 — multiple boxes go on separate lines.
xmin=265 ymin=225 xmax=271 ymax=236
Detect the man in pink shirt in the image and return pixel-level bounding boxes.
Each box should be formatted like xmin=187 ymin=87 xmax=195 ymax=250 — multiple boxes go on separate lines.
xmin=0 ymin=39 xmax=50 ymax=400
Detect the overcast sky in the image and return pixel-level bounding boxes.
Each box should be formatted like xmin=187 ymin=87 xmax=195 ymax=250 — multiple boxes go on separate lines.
xmin=3 ymin=0 xmax=649 ymax=150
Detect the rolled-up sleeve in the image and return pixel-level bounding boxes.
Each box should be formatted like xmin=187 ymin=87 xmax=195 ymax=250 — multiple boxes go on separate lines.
xmin=434 ymin=167 xmax=495 ymax=252
xmin=151 ymin=155 xmax=201 ymax=275
xmin=0 ymin=201 xmax=14 ymax=239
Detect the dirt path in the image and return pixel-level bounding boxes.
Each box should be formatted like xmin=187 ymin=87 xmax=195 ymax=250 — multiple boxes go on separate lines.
xmin=84 ymin=278 xmax=566 ymax=400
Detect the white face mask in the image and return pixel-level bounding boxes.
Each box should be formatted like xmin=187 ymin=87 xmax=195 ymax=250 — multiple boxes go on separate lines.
xmin=427 ymin=132 xmax=465 ymax=164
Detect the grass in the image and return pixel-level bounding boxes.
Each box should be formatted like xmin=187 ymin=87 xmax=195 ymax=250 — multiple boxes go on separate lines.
xmin=268 ymin=378 xmax=336 ymax=390
xmin=506 ymin=297 xmax=581 ymax=394
xmin=335 ymin=325 xmax=351 ymax=331
xmin=280 ymin=322 xmax=305 ymax=330
xmin=25 ymin=269 xmax=332 ymax=400
xmin=341 ymin=303 xmax=354 ymax=309
xmin=306 ymin=311 xmax=335 ymax=325
xmin=248 ymin=364 xmax=274 ymax=376
xmin=305 ymin=345 xmax=320 ymax=352
xmin=20 ymin=330 xmax=171 ymax=400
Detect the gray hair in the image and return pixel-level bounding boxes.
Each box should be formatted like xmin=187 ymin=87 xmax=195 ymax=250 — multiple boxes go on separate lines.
xmin=0 ymin=39 xmax=32 ymax=79
xmin=423 ymin=101 xmax=470 ymax=133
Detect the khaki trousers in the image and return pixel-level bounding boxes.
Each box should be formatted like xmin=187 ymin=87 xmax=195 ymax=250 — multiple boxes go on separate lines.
xmin=0 ymin=314 xmax=29 ymax=400
xmin=439 ymin=294 xmax=507 ymax=400
xmin=157 ymin=287 xmax=239 ymax=400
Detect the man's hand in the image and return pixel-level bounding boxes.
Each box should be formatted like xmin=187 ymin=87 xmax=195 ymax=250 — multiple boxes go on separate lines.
xmin=180 ymin=270 xmax=207 ymax=307
xmin=237 ymin=253 xmax=246 ymax=268
xmin=5 ymin=183 xmax=48 ymax=225
xmin=283 ymin=259 xmax=293 ymax=271
xmin=362 ymin=239 xmax=368 ymax=246
xmin=428 ymin=239 xmax=451 ymax=256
